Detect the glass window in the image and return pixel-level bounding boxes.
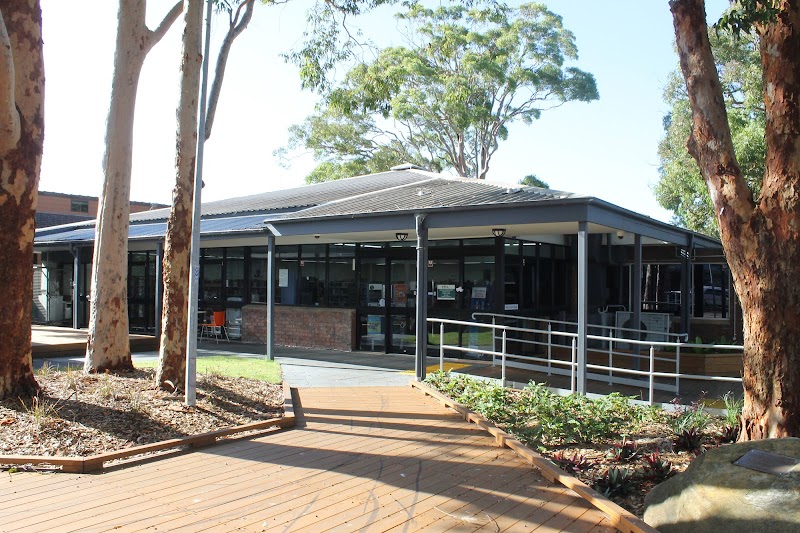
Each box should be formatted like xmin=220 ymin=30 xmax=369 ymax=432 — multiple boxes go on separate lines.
xmin=71 ymin=200 xmax=89 ymax=213
xmin=276 ymin=246 xmax=299 ymax=305
xmin=225 ymin=247 xmax=245 ymax=305
xmin=249 ymin=247 xmax=267 ymax=304
xmin=300 ymin=245 xmax=326 ymax=306
xmin=429 ymin=259 xmax=459 ymax=310
xmin=695 ymin=263 xmax=729 ymax=319
xmin=360 ymin=257 xmax=386 ymax=308
xmin=640 ymin=263 xmax=683 ymax=315
xmin=464 ymin=256 xmax=495 ymax=311
xmin=329 ymin=244 xmax=355 ymax=307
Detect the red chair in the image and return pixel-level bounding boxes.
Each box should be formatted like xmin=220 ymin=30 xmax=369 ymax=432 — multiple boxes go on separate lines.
xmin=201 ymin=311 xmax=229 ymax=342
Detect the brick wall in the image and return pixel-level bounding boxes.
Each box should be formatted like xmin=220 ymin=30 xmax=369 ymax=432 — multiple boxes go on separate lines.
xmin=242 ymin=304 xmax=356 ymax=351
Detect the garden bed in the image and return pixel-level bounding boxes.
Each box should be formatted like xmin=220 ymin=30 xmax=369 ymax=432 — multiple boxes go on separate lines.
xmin=422 ymin=371 xmax=741 ymax=518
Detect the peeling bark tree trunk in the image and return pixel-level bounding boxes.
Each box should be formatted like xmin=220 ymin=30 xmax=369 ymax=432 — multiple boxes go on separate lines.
xmin=156 ymin=0 xmax=203 ymax=390
xmin=670 ymin=0 xmax=800 ymax=439
xmin=85 ymin=0 xmax=182 ymax=373
xmin=0 ymin=1 xmax=43 ymax=399
xmin=157 ymin=0 xmax=254 ymax=389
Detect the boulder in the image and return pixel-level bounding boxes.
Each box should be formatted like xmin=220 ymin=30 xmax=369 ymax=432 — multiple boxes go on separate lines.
xmin=643 ymin=438 xmax=800 ymax=533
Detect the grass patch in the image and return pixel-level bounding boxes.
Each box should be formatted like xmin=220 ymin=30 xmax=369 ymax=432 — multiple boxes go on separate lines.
xmin=135 ymin=356 xmax=281 ymax=384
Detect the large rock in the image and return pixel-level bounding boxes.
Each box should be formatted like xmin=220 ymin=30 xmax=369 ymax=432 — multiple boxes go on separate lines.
xmin=643 ymin=438 xmax=800 ymax=533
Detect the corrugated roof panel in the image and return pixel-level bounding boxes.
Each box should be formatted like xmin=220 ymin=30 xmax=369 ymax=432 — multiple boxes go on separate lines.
xmin=129 ymin=170 xmax=433 ymax=222
xmin=275 ymin=178 xmax=580 ymax=220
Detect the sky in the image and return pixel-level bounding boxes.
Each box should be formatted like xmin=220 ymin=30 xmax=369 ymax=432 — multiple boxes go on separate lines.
xmin=38 ymin=0 xmax=728 ymax=222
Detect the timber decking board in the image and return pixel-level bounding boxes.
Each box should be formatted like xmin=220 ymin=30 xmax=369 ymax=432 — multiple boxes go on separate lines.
xmin=1 ymin=386 xmax=619 ymax=532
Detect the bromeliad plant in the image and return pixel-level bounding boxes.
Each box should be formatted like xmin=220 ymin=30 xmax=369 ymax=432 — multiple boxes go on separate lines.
xmin=551 ymin=450 xmax=591 ymax=474
xmin=593 ymin=467 xmax=638 ymax=498
xmin=643 ymin=452 xmax=675 ymax=482
xmin=606 ymin=438 xmax=640 ymax=463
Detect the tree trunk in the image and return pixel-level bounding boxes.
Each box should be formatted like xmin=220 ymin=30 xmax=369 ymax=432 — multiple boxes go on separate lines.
xmin=156 ymin=0 xmax=203 ymax=390
xmin=85 ymin=0 xmax=182 ymax=373
xmin=0 ymin=1 xmax=43 ymax=399
xmin=670 ymin=0 xmax=800 ymax=439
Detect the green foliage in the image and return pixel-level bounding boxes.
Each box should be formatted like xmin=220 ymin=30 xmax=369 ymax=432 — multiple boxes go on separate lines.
xmin=722 ymin=391 xmax=743 ymax=428
xmin=716 ymin=0 xmax=780 ymax=38
xmin=282 ymin=0 xmax=399 ymax=93
xmin=643 ymin=452 xmax=674 ymax=482
xmin=606 ymin=438 xmax=641 ymax=463
xmin=518 ymin=174 xmax=549 ymax=188
xmin=424 ymin=372 xmax=650 ymax=446
xmin=656 ymin=25 xmax=763 ymax=237
xmin=136 ymin=356 xmax=282 ymax=384
xmin=593 ymin=467 xmax=637 ymax=498
xmin=283 ymin=1 xmax=597 ymax=182
xmin=674 ymin=426 xmax=704 ymax=453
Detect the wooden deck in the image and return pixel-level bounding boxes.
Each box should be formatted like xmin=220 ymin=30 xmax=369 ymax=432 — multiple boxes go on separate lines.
xmin=0 ymin=387 xmax=618 ymax=532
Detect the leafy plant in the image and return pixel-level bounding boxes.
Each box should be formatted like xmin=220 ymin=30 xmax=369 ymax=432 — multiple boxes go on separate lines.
xmin=717 ymin=424 xmax=740 ymax=444
xmin=674 ymin=426 xmax=704 ymax=453
xmin=670 ymin=399 xmax=711 ymax=435
xmin=593 ymin=467 xmax=637 ymax=498
xmin=551 ymin=451 xmax=590 ymax=474
xmin=643 ymin=452 xmax=674 ymax=482
xmin=606 ymin=438 xmax=640 ymax=463
xmin=722 ymin=391 xmax=743 ymax=428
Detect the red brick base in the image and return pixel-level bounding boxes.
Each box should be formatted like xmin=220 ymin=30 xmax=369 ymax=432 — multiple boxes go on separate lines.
xmin=241 ymin=304 xmax=356 ymax=352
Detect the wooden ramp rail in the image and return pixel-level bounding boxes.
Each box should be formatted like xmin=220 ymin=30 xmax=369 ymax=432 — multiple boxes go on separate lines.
xmin=410 ymin=380 xmax=659 ymax=533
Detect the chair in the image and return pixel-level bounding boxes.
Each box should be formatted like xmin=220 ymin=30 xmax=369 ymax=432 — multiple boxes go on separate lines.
xmin=201 ymin=311 xmax=229 ymax=343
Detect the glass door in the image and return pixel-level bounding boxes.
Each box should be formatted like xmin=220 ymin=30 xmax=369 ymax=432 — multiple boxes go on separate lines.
xmin=389 ymin=259 xmax=416 ymax=353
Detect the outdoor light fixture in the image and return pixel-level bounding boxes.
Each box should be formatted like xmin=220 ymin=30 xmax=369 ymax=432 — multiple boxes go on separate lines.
xmin=396 ymin=232 xmax=409 ymax=241
xmin=492 ymin=228 xmax=506 ymax=238
xmin=616 ymin=230 xmax=625 ymax=240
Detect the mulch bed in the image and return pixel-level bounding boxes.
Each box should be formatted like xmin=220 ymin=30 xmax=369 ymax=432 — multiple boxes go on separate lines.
xmin=0 ymin=368 xmax=284 ymax=461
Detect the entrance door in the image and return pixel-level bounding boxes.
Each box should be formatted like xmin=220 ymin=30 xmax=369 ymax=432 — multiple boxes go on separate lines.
xmin=389 ymin=259 xmax=416 ymax=353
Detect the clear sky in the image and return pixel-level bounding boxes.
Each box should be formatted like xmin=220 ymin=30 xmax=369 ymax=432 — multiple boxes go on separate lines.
xmin=38 ymin=0 xmax=728 ymax=222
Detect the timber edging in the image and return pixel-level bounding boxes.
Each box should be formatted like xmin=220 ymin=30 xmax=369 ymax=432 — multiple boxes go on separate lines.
xmin=409 ymin=380 xmax=659 ymax=533
xmin=0 ymin=382 xmax=296 ymax=474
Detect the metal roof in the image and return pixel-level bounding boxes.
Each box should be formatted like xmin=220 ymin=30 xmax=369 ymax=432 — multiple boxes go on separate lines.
xmin=33 ymin=169 xmax=721 ymax=249
xmin=128 ymin=169 xmax=433 ymax=222
xmin=35 ymin=214 xmax=269 ymax=245
xmin=275 ymin=176 xmax=580 ymax=220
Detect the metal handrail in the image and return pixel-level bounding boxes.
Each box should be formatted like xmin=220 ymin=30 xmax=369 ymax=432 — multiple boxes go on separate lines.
xmin=428 ymin=316 xmax=743 ymax=405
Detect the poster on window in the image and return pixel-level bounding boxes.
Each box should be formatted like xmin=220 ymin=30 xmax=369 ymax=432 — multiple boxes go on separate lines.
xmin=437 ymin=284 xmax=456 ymax=300
xmin=278 ymin=269 xmax=289 ymax=287
xmin=472 ymin=286 xmax=487 ymax=299
xmin=367 ymin=314 xmax=382 ymax=334
xmin=393 ymin=283 xmax=408 ymax=306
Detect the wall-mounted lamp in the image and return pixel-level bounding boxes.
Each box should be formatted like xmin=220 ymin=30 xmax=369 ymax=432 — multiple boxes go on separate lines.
xmin=395 ymin=232 xmax=409 ymax=241
xmin=314 ymin=234 xmax=320 ymax=239
xmin=616 ymin=230 xmax=625 ymax=240
xmin=492 ymin=228 xmax=506 ymax=238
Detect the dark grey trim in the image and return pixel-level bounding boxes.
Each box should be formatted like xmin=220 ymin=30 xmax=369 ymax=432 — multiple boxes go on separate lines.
xmin=415 ymin=214 xmax=428 ymax=381
xmin=266 ymin=233 xmax=276 ymax=361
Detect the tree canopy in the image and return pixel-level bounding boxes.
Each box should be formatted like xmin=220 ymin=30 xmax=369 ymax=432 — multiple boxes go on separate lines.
xmin=283 ymin=1 xmax=598 ymax=182
xmin=655 ymin=25 xmax=764 ymax=237
xmin=518 ymin=174 xmax=549 ymax=188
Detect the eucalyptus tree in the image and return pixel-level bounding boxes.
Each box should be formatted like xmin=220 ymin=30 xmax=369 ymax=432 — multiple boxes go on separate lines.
xmin=0 ymin=0 xmax=43 ymax=399
xmin=670 ymin=0 xmax=799 ymax=439
xmin=285 ymin=1 xmax=597 ymax=181
xmin=85 ymin=0 xmax=183 ymax=373
xmin=156 ymin=0 xmax=398 ymax=388
xmin=655 ymin=26 xmax=764 ymax=238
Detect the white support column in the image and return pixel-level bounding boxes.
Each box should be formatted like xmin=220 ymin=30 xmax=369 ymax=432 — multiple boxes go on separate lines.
xmin=415 ymin=214 xmax=428 ymax=381
xmin=266 ymin=232 xmax=275 ymax=361
xmin=576 ymin=221 xmax=588 ymax=395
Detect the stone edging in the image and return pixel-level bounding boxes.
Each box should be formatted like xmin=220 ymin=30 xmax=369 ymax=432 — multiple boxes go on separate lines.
xmin=409 ymin=380 xmax=659 ymax=533
xmin=0 ymin=382 xmax=296 ymax=474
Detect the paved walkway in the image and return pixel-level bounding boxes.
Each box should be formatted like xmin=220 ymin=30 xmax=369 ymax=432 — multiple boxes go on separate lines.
xmin=1 ymin=387 xmax=617 ymax=532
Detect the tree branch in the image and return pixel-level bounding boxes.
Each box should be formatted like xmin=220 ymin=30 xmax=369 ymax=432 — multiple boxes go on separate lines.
xmin=145 ymin=0 xmax=184 ymax=54
xmin=205 ymin=0 xmax=255 ymax=140
xmin=670 ymin=0 xmax=754 ymax=223
xmin=0 ymin=9 xmax=20 ymax=156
